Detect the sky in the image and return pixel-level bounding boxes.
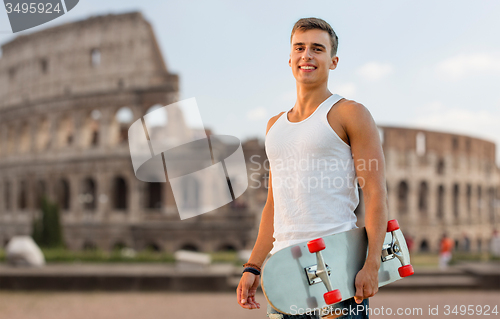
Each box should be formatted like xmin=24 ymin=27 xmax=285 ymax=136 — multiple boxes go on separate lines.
xmin=1 ymin=0 xmax=500 ymax=163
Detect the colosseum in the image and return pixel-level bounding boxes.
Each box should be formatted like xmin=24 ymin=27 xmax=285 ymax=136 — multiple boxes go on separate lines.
xmin=0 ymin=12 xmax=261 ymax=253
xmin=379 ymin=126 xmax=500 ymax=253
xmin=1 ymin=12 xmax=498 ymax=255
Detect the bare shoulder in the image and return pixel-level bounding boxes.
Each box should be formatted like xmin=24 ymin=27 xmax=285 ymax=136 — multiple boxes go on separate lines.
xmin=337 ymin=99 xmax=371 ymax=119
xmin=335 ymin=99 xmax=375 ymax=129
xmin=266 ymin=112 xmax=286 ymax=135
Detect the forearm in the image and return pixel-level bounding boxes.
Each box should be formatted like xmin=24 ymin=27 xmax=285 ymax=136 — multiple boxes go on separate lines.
xmin=247 ymin=204 xmax=275 ymax=268
xmin=363 ymin=190 xmax=388 ymax=269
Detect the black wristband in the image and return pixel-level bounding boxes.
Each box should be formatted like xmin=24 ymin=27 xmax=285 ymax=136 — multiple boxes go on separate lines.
xmin=242 ymin=267 xmax=261 ymax=276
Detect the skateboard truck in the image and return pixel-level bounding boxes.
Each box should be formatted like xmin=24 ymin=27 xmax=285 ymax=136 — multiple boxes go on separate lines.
xmin=306 ymin=238 xmax=342 ymax=305
xmin=382 ymin=219 xmax=414 ymax=278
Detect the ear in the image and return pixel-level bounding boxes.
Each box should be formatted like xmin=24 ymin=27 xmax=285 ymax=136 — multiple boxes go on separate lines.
xmin=289 ymin=55 xmax=292 ymax=68
xmin=329 ymin=56 xmax=339 ymax=71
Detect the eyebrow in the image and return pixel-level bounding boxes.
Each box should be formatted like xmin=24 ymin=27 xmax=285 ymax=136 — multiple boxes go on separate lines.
xmin=292 ymin=42 xmax=327 ymax=50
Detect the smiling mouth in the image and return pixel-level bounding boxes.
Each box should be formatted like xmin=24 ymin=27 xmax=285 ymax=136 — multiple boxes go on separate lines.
xmin=299 ymin=66 xmax=317 ymax=70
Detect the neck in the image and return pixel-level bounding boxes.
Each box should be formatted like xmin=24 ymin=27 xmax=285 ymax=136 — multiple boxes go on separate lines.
xmin=293 ymin=82 xmax=332 ymax=115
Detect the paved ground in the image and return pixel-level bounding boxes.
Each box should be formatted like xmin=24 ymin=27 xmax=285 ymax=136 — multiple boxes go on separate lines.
xmin=0 ymin=290 xmax=498 ymax=319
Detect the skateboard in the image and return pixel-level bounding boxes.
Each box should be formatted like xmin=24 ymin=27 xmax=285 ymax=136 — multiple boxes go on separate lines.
xmin=261 ymin=219 xmax=414 ymax=315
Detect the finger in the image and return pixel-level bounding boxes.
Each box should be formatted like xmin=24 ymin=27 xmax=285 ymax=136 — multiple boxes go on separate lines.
xmin=240 ymin=286 xmax=248 ymax=305
xmin=248 ymin=292 xmax=259 ymax=308
xmin=237 ymin=285 xmax=242 ymax=305
xmin=237 ymin=284 xmax=252 ymax=309
xmin=354 ymin=282 xmax=364 ymax=304
xmin=249 ymin=295 xmax=260 ymax=309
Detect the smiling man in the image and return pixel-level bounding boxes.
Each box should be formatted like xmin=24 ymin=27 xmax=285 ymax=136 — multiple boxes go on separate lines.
xmin=237 ymin=17 xmax=388 ymax=319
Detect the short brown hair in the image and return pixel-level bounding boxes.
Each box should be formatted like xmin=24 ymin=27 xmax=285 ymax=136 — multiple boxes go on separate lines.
xmin=290 ymin=17 xmax=338 ymax=57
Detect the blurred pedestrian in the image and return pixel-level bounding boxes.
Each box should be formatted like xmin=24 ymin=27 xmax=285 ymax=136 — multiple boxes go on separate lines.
xmin=462 ymin=232 xmax=470 ymax=252
xmin=439 ymin=233 xmax=453 ymax=270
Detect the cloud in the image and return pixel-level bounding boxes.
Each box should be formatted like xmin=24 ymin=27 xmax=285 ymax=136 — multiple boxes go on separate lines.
xmin=413 ymin=101 xmax=500 ymax=134
xmin=246 ymin=107 xmax=268 ymax=121
xmin=412 ymin=102 xmax=500 ymax=164
xmin=436 ymin=53 xmax=500 ymax=80
xmin=356 ymin=62 xmax=393 ymax=81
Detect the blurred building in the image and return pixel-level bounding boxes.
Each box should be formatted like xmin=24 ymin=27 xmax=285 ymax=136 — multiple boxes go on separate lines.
xmin=380 ymin=126 xmax=500 ymax=253
xmin=0 ymin=12 xmax=258 ymax=252
xmin=1 ymin=12 xmax=498 ymax=255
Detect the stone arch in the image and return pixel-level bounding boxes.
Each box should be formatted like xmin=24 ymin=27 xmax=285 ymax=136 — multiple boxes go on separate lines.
xmin=82 ymin=110 xmax=101 ymax=147
xmin=218 ymin=243 xmax=237 ymax=252
xmin=437 ymin=185 xmax=445 ymax=220
xmin=81 ymin=177 xmax=96 ymax=211
xmin=36 ymin=117 xmax=50 ymax=151
xmin=57 ymin=114 xmax=74 ymax=148
xmin=488 ymin=187 xmax=495 ymax=223
xmin=110 ymin=106 xmax=133 ymax=145
xmin=18 ymin=179 xmax=28 ymax=210
xmin=6 ymin=125 xmax=16 ymax=155
xmin=56 ymin=179 xmax=70 ymax=211
xmin=113 ymin=176 xmax=128 ymax=211
xmin=477 ymin=185 xmax=482 ymax=216
xmin=145 ymin=182 xmax=163 ymax=209
xmin=453 ymin=184 xmax=460 ymax=219
xmin=418 ymin=181 xmax=428 ymax=215
xmin=4 ymin=180 xmax=11 ymax=210
xmin=397 ymin=181 xmax=409 ymax=215
xmin=419 ymin=239 xmax=429 ymax=252
xmin=466 ymin=184 xmax=472 ymax=219
xmin=19 ymin=122 xmax=30 ymax=153
xmin=145 ymin=242 xmax=162 ymax=252
xmin=436 ymin=158 xmax=445 ymax=175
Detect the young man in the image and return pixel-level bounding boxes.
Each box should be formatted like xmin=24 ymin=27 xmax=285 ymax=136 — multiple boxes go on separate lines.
xmin=237 ymin=17 xmax=388 ymax=319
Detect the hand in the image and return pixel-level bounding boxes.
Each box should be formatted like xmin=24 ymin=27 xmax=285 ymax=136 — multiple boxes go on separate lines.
xmin=237 ymin=272 xmax=261 ymax=309
xmin=354 ymin=263 xmax=379 ymax=304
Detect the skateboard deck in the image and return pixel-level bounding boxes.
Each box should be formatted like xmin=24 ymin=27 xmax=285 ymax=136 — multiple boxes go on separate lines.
xmin=261 ymin=219 xmax=413 ymax=315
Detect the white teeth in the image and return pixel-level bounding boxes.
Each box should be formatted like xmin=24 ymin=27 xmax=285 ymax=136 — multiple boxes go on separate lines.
xmin=300 ymin=66 xmax=316 ymax=70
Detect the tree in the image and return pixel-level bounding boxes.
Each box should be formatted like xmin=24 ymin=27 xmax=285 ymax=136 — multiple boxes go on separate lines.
xmin=32 ymin=196 xmax=64 ymax=248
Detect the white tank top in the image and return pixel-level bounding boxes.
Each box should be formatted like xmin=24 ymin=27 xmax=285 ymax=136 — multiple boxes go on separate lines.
xmin=265 ymin=94 xmax=359 ymax=255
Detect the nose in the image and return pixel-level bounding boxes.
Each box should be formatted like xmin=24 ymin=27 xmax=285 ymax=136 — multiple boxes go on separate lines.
xmin=301 ymin=47 xmax=313 ymax=60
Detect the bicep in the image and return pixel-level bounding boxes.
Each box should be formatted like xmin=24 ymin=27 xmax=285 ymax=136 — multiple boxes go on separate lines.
xmin=344 ymin=104 xmax=386 ymax=195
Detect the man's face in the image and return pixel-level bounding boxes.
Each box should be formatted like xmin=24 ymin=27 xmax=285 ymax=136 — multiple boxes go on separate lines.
xmin=289 ymin=29 xmax=338 ymax=85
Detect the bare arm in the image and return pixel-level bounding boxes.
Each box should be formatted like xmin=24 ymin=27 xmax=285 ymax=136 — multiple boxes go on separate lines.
xmin=246 ymin=168 xmax=275 ymax=267
xmin=237 ymin=112 xmax=283 ymax=310
xmin=341 ymin=101 xmax=388 ymax=302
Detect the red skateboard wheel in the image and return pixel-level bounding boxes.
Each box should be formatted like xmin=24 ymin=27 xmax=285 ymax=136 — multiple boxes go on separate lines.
xmin=307 ymin=238 xmax=326 ymax=253
xmin=398 ymin=264 xmax=414 ymax=277
xmin=324 ymin=289 xmax=342 ymax=305
xmin=387 ymin=219 xmax=400 ymax=232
